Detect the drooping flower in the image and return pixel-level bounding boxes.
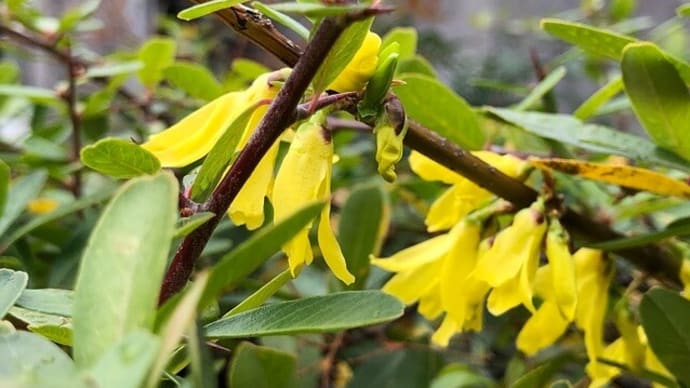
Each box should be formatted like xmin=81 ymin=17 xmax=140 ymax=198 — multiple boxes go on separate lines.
xmin=409 ymin=151 xmax=526 ymax=232
xmin=473 ymin=199 xmax=547 ymax=315
xmin=271 ymin=113 xmax=355 ymax=284
xmin=327 ymin=31 xmax=382 ymax=93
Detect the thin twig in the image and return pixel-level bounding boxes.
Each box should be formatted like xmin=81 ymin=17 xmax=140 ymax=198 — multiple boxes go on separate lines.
xmin=63 ymin=45 xmax=82 ymax=198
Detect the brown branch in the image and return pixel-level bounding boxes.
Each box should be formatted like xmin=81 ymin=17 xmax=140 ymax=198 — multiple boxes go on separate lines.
xmin=64 ymin=47 xmax=82 ymax=198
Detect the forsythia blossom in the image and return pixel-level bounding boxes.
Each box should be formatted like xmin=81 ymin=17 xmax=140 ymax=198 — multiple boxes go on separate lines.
xmin=327 ymin=31 xmax=381 ymax=93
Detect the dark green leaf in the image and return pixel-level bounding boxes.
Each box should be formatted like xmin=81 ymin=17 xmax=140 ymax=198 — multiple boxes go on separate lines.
xmin=16 ymin=288 xmax=73 ymax=317
xmin=174 ymin=212 xmax=215 ymax=239
xmin=622 ymin=43 xmax=690 ymax=161
xmin=0 ymin=331 xmax=78 ymax=385
xmin=510 ymin=355 xmax=571 ymax=388
xmin=382 ymin=27 xmax=417 ymax=59
xmin=431 ymin=363 xmax=494 ymax=388
xmin=200 ymin=201 xmax=324 ymax=308
xmin=89 ymin=330 xmax=160 ymax=388
xmin=395 ymin=74 xmax=485 ymax=149
xmin=312 ymin=16 xmax=373 ymax=92
xmin=228 ymin=342 xmax=297 ymax=388
xmin=190 ymin=101 xmax=263 ymax=202
xmin=164 ymin=62 xmax=224 ymax=101
xmin=73 ymin=173 xmax=178 ymax=367
xmin=340 ymin=184 xmax=387 ymax=289
xmin=639 ymin=288 xmax=690 ymax=386
xmin=0 ymin=269 xmax=28 ymax=319
xmin=138 ymin=38 xmax=176 ymax=88
xmin=485 ymin=108 xmax=690 ymax=171
xmin=349 ymin=347 xmax=443 ymax=388
xmin=205 ymin=291 xmax=404 ymax=338
xmin=588 ymin=220 xmax=690 ymax=250
xmin=178 ymin=0 xmax=246 ymax=21
xmin=81 ymin=138 xmax=161 ymax=179
xmin=0 ymin=159 xmax=9 ymax=217
xmin=0 ymin=170 xmax=48 ymax=237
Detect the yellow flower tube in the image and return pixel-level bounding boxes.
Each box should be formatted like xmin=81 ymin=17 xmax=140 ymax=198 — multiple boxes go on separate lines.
xmin=327 ymin=31 xmax=381 ymax=93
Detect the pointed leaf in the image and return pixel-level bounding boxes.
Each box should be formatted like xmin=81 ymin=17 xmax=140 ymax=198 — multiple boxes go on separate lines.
xmin=0 ymin=269 xmax=28 ymax=319
xmin=228 ymin=342 xmax=297 ymax=388
xmin=0 ymin=170 xmax=47 ymax=237
xmin=267 ymin=2 xmax=369 ymax=17
xmin=224 ymin=269 xmax=292 ymax=317
xmin=205 ymin=291 xmax=404 ymax=338
xmin=395 ymin=74 xmax=484 ymax=149
xmin=178 ymin=0 xmax=246 ymax=21
xmin=16 ymin=288 xmax=73 ymax=317
xmin=382 ymin=27 xmax=417 ymax=59
xmin=0 ymin=84 xmax=59 ymax=104
xmin=8 ymin=306 xmax=73 ymax=346
xmin=640 ymin=288 xmax=690 ymax=386
xmin=513 ymin=66 xmax=566 ymax=111
xmin=174 ymin=212 xmax=215 ymax=239
xmin=622 ymin=43 xmax=690 ymax=161
xmin=574 ymin=76 xmax=623 ymax=120
xmin=81 ymin=138 xmax=161 ymax=179
xmin=251 ymin=2 xmax=309 ymax=40
xmin=73 ymin=173 xmax=178 ymax=367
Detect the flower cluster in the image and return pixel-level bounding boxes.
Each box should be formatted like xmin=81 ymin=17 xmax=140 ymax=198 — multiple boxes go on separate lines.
xmin=371 ymin=151 xmax=673 ymax=385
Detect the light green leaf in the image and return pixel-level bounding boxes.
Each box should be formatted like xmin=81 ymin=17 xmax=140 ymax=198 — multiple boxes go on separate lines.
xmin=0 ymin=84 xmax=59 ymax=105
xmin=431 ymin=363 xmax=494 ymax=388
xmin=73 ymin=173 xmax=178 ymax=367
xmin=200 ymin=201 xmax=324 ymax=308
xmin=178 ymin=0 xmax=246 ymax=21
xmin=8 ymin=306 xmax=72 ymax=346
xmin=382 ymin=27 xmax=417 ymax=59
xmin=622 ymin=42 xmax=690 ymax=161
xmin=224 ymin=269 xmax=292 ymax=317
xmin=89 ymin=330 xmax=161 ymax=388
xmin=312 ymin=16 xmax=373 ymax=93
xmin=541 ymin=18 xmax=635 ymax=61
xmin=677 ymin=3 xmax=690 ymax=17
xmin=640 ymin=288 xmax=690 ymax=386
xmin=485 ymin=108 xmax=690 ymax=171
xmin=16 ymin=288 xmax=73 ymax=317
xmin=228 ymin=342 xmax=297 ymax=388
xmin=0 ymin=170 xmax=47 ymax=237
xmin=397 ymin=55 xmax=437 ymax=77
xmin=83 ymin=61 xmax=143 ymax=79
xmin=268 ymin=2 xmax=369 ymax=17
xmin=164 ymin=62 xmax=224 ymax=101
xmin=81 ymin=138 xmax=161 ymax=179
xmin=1 ymin=187 xmax=114 ymax=248
xmin=174 ymin=212 xmax=215 ymax=239
xmin=0 ymin=269 xmax=28 ymax=319
xmin=339 ymin=184 xmax=387 ymax=289
xmin=190 ymin=101 xmax=262 ymax=202
xmin=574 ymin=76 xmax=623 ymax=120
xmin=252 ymin=2 xmax=309 ymax=40
xmin=205 ymin=291 xmax=404 ymax=338
xmin=138 ymin=38 xmax=177 ymax=88
xmin=0 ymin=160 xmax=9 ymax=217
xmin=395 ymin=74 xmax=484 ymax=149
xmin=0 ymin=331 xmax=77 ymax=385
xmin=513 ymin=66 xmax=566 ymax=111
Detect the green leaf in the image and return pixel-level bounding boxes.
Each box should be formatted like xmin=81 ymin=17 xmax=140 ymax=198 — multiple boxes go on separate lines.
xmin=89 ymin=330 xmax=161 ymax=388
xmin=622 ymin=42 xmax=690 ymax=161
xmin=382 ymin=27 xmax=417 ymax=59
xmin=0 ymin=331 xmax=77 ymax=384
xmin=73 ymin=173 xmax=178 ymax=367
xmin=0 ymin=269 xmax=28 ymax=319
xmin=228 ymin=342 xmax=297 ymax=388
xmin=190 ymin=101 xmax=263 ymax=202
xmin=138 ymin=38 xmax=177 ymax=88
xmin=349 ymin=347 xmax=443 ymax=388
xmin=339 ymin=184 xmax=387 ymax=289
xmin=200 ymin=201 xmax=324 ymax=308
xmin=312 ymin=16 xmax=373 ymax=93
xmin=574 ymin=76 xmax=623 ymax=120
xmin=177 ymin=0 xmax=246 ymax=21
xmin=81 ymin=138 xmax=161 ymax=179
xmin=164 ymin=62 xmax=224 ymax=101
xmin=83 ymin=61 xmax=143 ymax=79
xmin=0 ymin=159 xmax=9 ymax=217
xmin=485 ymin=107 xmax=690 ymax=171
xmin=510 ymin=355 xmax=571 ymax=388
xmin=541 ymin=18 xmax=636 ymax=60
xmin=0 ymin=170 xmax=47 ymax=237
xmin=395 ymin=74 xmax=485 ymax=149
xmin=205 ymin=291 xmax=404 ymax=338
xmin=251 ymin=2 xmax=309 ymax=40
xmin=431 ymin=363 xmax=494 ymax=388
xmin=8 ymin=306 xmax=73 ymax=346
xmin=268 ymin=2 xmax=369 ymax=17
xmin=16 ymin=288 xmax=73 ymax=317
xmin=174 ymin=212 xmax=215 ymax=239
xmin=588 ymin=220 xmax=690 ymax=250
xmin=0 ymin=84 xmax=59 ymax=104
xmin=397 ymin=55 xmax=437 ymax=78
xmin=224 ymin=269 xmax=292 ymax=317
xmin=677 ymin=3 xmax=690 ymax=17
xmin=513 ymin=66 xmax=566 ymax=111
xmin=639 ymin=288 xmax=690 ymax=386
xmin=1 ymin=187 xmax=114 ymax=248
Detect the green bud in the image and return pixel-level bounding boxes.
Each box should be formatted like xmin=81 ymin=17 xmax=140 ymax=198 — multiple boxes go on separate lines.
xmin=358 ymin=45 xmax=400 ymax=120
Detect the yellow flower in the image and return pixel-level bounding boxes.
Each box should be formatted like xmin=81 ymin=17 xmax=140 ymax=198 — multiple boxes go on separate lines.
xmin=473 ymin=200 xmax=547 ymax=315
xmin=26 ymin=197 xmax=60 ymax=214
xmin=141 ymin=71 xmax=285 ymax=230
xmin=327 ymin=32 xmax=381 ymax=93
xmin=409 ymin=151 xmax=526 ymax=232
xmin=271 ymin=114 xmax=354 ymax=285
xmin=371 ymin=219 xmax=490 ymax=346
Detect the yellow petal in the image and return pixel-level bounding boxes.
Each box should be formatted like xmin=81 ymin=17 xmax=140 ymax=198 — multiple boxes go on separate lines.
xmin=382 ymin=261 xmax=441 ymax=305
xmin=431 ymin=315 xmax=461 ymax=347
xmin=27 ymin=197 xmax=59 ymax=214
xmin=328 ymin=32 xmax=381 ymax=92
xmin=284 ymin=229 xmax=313 ymax=275
xmin=317 ymin=201 xmax=355 ymax=285
xmin=418 ymin=281 xmax=443 ymax=319
xmin=409 ymin=151 xmax=461 ymax=184
xmin=587 ymin=338 xmax=626 ymax=387
xmin=516 ymin=301 xmax=570 ymax=356
xmin=681 ymin=259 xmax=690 ymax=299
xmin=228 ymin=140 xmax=279 ymax=230
xmin=545 ymin=219 xmax=577 ymax=320
xmin=486 ymin=274 xmax=524 ymax=315
xmin=370 ymin=234 xmax=450 ymax=272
